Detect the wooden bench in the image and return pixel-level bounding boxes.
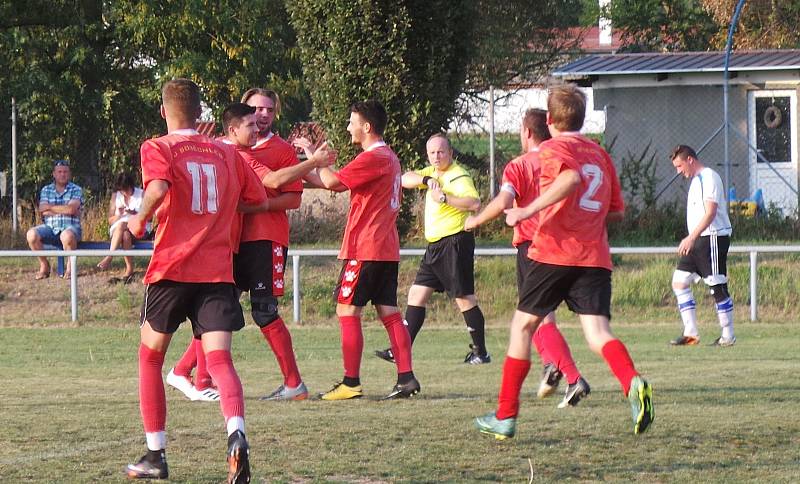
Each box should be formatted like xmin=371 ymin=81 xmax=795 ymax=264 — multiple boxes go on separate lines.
xmin=42 ymin=240 xmax=154 ymax=276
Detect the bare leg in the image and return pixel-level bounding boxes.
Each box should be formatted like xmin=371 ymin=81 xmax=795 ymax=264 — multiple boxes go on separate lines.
xmin=99 ymin=223 xmax=125 ymax=270
xmin=60 ymin=229 xmax=78 ymax=277
xmin=26 ymin=228 xmax=50 ymax=276
xmin=122 ymin=226 xmax=134 ymax=277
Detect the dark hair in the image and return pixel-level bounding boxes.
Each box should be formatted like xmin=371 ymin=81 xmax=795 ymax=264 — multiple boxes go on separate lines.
xmin=114 ymin=172 xmax=136 ymax=192
xmin=222 ymin=103 xmax=256 ymax=132
xmin=522 ymin=108 xmax=551 ymax=143
xmin=547 ymin=84 xmax=586 ymax=132
xmin=162 ymin=78 xmax=201 ymax=119
xmin=350 ymin=100 xmax=387 ymax=136
xmin=670 ymin=144 xmax=698 ymax=161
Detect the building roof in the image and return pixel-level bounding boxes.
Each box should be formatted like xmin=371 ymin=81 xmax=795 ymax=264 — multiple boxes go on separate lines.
xmin=554 ymin=50 xmax=800 ymax=77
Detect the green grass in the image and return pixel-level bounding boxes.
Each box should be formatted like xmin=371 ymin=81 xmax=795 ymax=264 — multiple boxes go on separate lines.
xmin=1 ymin=323 xmax=799 ymax=482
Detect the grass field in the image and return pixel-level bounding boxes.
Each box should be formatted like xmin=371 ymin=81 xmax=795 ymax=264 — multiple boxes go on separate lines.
xmin=2 ymin=321 xmax=799 ymax=482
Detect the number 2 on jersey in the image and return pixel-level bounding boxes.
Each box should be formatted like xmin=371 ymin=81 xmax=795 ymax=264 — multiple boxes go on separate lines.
xmin=187 ymin=162 xmax=218 ymax=214
xmin=579 ymin=164 xmax=603 ymax=212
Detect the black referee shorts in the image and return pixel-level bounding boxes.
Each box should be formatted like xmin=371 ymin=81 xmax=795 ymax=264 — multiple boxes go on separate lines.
xmin=412 ymin=231 xmax=475 ymax=298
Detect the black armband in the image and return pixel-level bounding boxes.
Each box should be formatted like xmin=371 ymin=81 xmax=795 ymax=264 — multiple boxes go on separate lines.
xmin=422 ymin=176 xmax=432 ymax=186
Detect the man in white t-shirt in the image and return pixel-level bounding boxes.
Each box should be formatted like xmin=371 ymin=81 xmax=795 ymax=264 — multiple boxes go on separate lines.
xmin=669 ymin=145 xmax=735 ymax=347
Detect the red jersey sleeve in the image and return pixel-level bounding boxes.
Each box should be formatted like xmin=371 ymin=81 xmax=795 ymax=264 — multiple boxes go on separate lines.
xmin=235 ymin=152 xmax=268 ymax=206
xmin=140 ymin=139 xmax=172 ymax=188
xmin=335 ymin=151 xmax=383 ymax=190
xmin=502 ymin=162 xmax=524 ymax=199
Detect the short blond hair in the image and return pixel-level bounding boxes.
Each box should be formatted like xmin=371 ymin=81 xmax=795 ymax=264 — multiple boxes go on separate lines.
xmin=162 ymin=79 xmax=201 ymax=120
xmin=547 ymin=84 xmax=586 ymax=132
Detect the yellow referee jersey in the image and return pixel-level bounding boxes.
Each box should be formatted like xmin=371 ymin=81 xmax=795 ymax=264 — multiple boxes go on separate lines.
xmin=415 ymin=162 xmax=479 ymax=242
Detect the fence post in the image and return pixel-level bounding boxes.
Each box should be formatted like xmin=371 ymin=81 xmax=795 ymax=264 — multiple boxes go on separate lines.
xmin=292 ymin=254 xmax=300 ymax=323
xmin=11 ymin=97 xmax=18 ymax=232
xmin=70 ymin=255 xmax=78 ymax=322
xmin=749 ymin=251 xmax=757 ymax=322
xmin=488 ymin=85 xmax=496 ymax=199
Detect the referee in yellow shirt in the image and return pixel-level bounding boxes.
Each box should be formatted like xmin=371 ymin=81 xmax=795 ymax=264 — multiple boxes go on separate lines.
xmin=375 ymin=133 xmax=490 ymax=364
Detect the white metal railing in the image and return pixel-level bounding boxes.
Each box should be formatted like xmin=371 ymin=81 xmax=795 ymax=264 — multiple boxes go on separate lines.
xmin=2 ymin=245 xmax=799 ymax=323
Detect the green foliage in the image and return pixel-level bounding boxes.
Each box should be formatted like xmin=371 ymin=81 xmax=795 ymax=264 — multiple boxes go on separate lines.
xmin=617 ymin=139 xmax=660 ymax=210
xmin=286 ymin=0 xmax=475 ymax=171
xmin=465 ymin=0 xmax=585 ymax=92
xmin=606 ymin=0 xmax=718 ymax=52
xmin=0 ymin=0 xmax=307 ymax=201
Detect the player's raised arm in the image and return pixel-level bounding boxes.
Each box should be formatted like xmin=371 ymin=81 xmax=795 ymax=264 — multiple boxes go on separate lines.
xmin=505 ymin=169 xmax=580 ymax=226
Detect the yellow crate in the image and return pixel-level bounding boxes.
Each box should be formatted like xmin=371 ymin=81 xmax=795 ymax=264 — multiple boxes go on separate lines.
xmin=729 ymin=200 xmax=757 ymax=217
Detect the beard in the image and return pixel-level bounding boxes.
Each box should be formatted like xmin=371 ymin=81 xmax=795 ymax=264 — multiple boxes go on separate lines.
xmin=257 ymin=123 xmax=272 ymax=138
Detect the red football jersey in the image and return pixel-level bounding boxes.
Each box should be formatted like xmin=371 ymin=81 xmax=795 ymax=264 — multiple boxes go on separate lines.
xmin=502 ymin=150 xmax=541 ymax=247
xmin=140 ymin=130 xmax=267 ymax=284
xmin=334 ymin=142 xmax=401 ymax=261
xmin=239 ymin=134 xmax=303 ymax=247
xmin=528 ymin=134 xmax=624 ymax=271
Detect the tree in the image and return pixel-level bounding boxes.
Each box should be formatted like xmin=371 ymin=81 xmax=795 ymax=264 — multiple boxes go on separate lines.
xmin=286 ymin=0 xmax=475 ymax=171
xmin=605 ymin=0 xmax=718 ymax=52
xmin=0 ymin=0 xmax=306 ymax=205
xmin=605 ymin=0 xmax=800 ymax=53
xmin=702 ymin=0 xmax=800 ymax=49
xmin=464 ymin=0 xmax=586 ymax=92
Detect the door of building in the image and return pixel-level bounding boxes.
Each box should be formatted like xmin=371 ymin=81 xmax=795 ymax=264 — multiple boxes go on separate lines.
xmin=747 ymin=90 xmax=798 ymax=213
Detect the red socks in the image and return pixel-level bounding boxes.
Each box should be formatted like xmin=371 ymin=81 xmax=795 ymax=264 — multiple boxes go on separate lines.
xmin=531 ymin=326 xmax=549 ymax=366
xmin=173 ymin=338 xmax=198 ymax=378
xmin=194 ymin=339 xmax=213 ymax=390
xmin=205 ymin=350 xmax=245 ymax=421
xmin=496 ymin=356 xmax=531 ymax=420
xmin=381 ymin=312 xmax=413 ymax=373
xmin=261 ymin=318 xmax=302 ymax=387
xmin=601 ymin=339 xmax=639 ymax=396
xmin=536 ymin=322 xmax=581 ymax=384
xmin=138 ymin=344 xmax=166 ymax=433
xmin=338 ymin=315 xmax=363 ymax=379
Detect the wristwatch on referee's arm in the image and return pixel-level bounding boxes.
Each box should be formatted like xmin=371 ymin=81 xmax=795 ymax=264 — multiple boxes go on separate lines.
xmin=438 ymin=193 xmax=447 ymax=204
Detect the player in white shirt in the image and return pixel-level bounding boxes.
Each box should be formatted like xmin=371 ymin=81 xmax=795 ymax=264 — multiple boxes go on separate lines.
xmin=669 ymin=145 xmax=735 ymax=347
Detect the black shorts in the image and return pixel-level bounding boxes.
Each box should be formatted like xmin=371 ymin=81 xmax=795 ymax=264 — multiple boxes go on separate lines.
xmin=517 ymin=261 xmax=612 ymax=319
xmin=515 ymin=241 xmax=533 ymax=293
xmin=412 ymin=231 xmax=475 ymax=298
xmin=334 ymin=260 xmax=398 ymax=307
xmin=233 ymin=240 xmax=286 ymax=297
xmin=677 ymin=235 xmax=730 ymax=283
xmin=140 ymin=280 xmax=246 ymax=337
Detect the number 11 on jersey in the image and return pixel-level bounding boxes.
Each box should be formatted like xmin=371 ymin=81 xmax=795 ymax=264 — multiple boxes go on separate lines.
xmin=187 ymin=162 xmax=219 ymax=214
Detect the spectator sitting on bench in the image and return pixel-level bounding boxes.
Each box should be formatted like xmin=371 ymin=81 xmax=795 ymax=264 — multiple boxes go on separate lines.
xmin=96 ymin=172 xmax=150 ymax=280
xmin=26 ymin=159 xmax=84 ymax=280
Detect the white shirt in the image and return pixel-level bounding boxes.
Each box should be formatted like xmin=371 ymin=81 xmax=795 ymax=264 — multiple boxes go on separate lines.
xmin=686 ymin=167 xmax=732 ymax=236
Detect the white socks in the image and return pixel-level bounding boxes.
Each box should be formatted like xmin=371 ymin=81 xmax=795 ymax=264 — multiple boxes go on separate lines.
xmin=226 ymin=416 xmax=245 ymax=436
xmin=673 ymin=287 xmax=699 ymax=337
xmin=146 ymin=431 xmax=166 ymax=451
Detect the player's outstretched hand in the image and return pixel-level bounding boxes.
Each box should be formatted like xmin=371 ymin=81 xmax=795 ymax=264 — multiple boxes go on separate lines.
xmin=128 ymin=215 xmax=146 ymax=238
xmin=464 ymin=215 xmax=479 ymax=231
xmin=309 ymin=141 xmax=337 ymax=168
